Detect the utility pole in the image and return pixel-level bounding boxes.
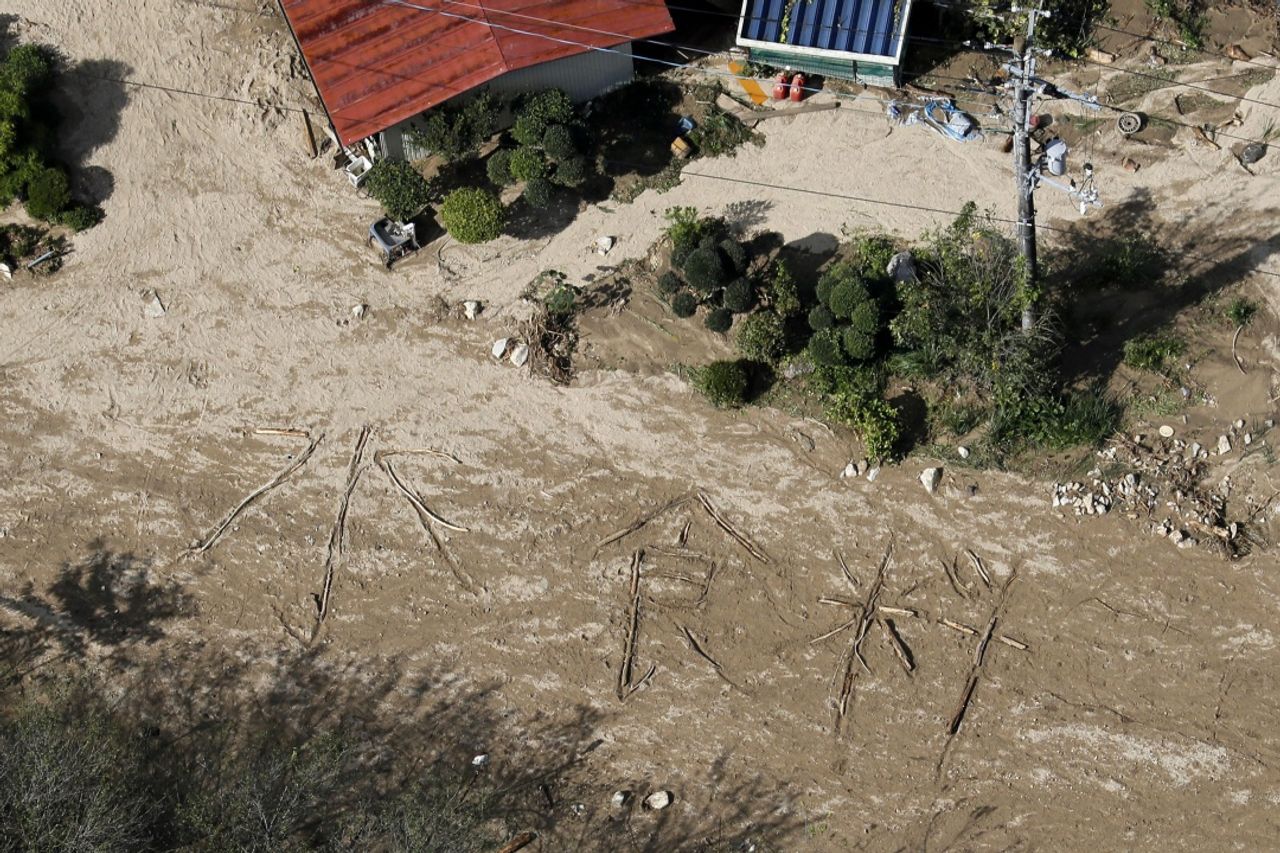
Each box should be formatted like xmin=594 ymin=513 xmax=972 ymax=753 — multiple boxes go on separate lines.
xmin=1011 ymin=5 xmax=1048 ymax=332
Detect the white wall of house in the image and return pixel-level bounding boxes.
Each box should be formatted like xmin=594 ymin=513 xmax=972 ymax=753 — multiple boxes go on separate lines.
xmin=381 ymin=44 xmax=636 ymax=161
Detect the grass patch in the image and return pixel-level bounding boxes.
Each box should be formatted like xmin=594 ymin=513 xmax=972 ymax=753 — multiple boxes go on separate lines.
xmin=1123 ymin=333 xmax=1185 ymax=374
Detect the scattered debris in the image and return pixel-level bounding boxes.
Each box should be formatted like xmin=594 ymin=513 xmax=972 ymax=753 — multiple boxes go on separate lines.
xmin=471 ymin=753 xmax=490 ymax=767
xmin=142 ymin=289 xmax=166 ymax=318
xmin=496 ymin=832 xmax=537 ymax=853
xmin=1122 ymin=157 xmax=1141 ymax=172
xmin=957 ymin=446 xmax=970 ymax=460
xmin=1159 ymin=425 xmax=1175 ymax=438
xmin=1217 ymin=434 xmax=1232 ymax=456
xmin=1086 ymin=47 xmax=1116 ymax=64
xmin=643 ymin=791 xmax=673 ymax=811
xmin=510 ymin=342 xmax=530 ymax=367
xmin=463 ymin=299 xmax=482 ymax=319
xmin=595 ymin=235 xmax=616 ymax=255
xmin=841 ymin=460 xmax=860 ymax=478
xmin=920 ymin=467 xmax=942 ymax=494
xmin=491 ymin=338 xmax=511 ymax=359
xmin=865 ymin=466 xmax=880 ymax=482
xmin=611 ymin=790 xmax=630 ymax=808
xmin=1226 ymin=43 xmax=1253 ymax=62
xmin=350 ymin=303 xmax=368 ymax=320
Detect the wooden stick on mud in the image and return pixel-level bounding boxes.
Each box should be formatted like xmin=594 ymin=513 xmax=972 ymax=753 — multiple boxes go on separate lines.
xmin=835 ymin=549 xmax=858 ymax=590
xmin=879 ymin=605 xmax=920 ymax=618
xmin=809 ymin=613 xmax=861 ymax=645
xmin=596 ymin=492 xmax=695 ymax=550
xmin=188 ymin=432 xmax=323 ymax=555
xmin=679 ymin=623 xmax=735 ymax=688
xmin=965 ymin=549 xmax=992 ymax=589
xmin=1232 ymin=324 xmax=1247 ymax=375
xmin=880 ymin=618 xmax=915 ymax=674
xmin=941 ymin=569 xmax=1020 ymax=751
xmin=697 ymin=491 xmax=769 ymax=562
xmin=378 ymin=447 xmax=464 ymax=465
xmin=678 ymin=520 xmax=691 ymax=548
xmin=378 ymin=456 xmax=470 ymax=532
xmin=938 ymin=618 xmax=979 ymax=636
xmin=316 ymin=426 xmax=371 ymax=625
xmin=617 ymin=550 xmax=646 ymax=701
xmin=251 ymin=427 xmax=311 ymax=438
xmin=495 ymin=831 xmax=537 ymax=853
xmin=834 ymin=540 xmax=893 ymax=731
xmin=940 ymin=556 xmax=971 ymax=600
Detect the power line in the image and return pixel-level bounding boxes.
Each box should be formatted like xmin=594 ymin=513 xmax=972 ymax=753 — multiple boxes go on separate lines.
xmin=1094 ymin=22 xmax=1280 ymax=73
xmin=64 ymin=68 xmax=315 ymax=114
xmin=605 ymin=159 xmax=1280 ymax=281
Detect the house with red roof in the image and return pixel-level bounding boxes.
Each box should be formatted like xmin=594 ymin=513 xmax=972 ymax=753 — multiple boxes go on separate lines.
xmin=278 ymin=0 xmax=676 ymax=158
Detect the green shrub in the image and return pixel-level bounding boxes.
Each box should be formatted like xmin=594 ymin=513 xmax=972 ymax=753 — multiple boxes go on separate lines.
xmin=1226 ymin=297 xmax=1258 ymax=327
xmin=683 ymin=246 xmax=727 ymax=293
xmin=695 ymin=359 xmax=750 ymax=407
xmin=848 ymin=233 xmax=897 ymax=285
xmin=544 ymin=280 xmax=579 ymax=318
xmin=704 ymin=307 xmax=733 ymax=334
xmin=365 ymin=160 xmax=433 ymax=221
xmin=671 ymin=290 xmax=698 ymax=318
xmin=408 ymin=92 xmax=498 ymax=162
xmin=815 ymin=273 xmax=835 ymax=307
xmin=688 ymin=107 xmax=758 ymax=157
xmin=513 ymin=89 xmax=574 ymax=147
xmin=719 ymin=239 xmax=747 ymax=275
xmin=509 ymin=146 xmax=547 ymax=182
xmin=522 ymin=176 xmax=554 ymax=208
xmin=827 ymin=275 xmax=871 ymax=321
xmin=541 ymin=123 xmax=578 ymax=160
xmin=1122 ymin=333 xmax=1185 ymax=374
xmin=807 ymin=329 xmax=845 ymax=367
xmin=439 ymin=187 xmax=505 ymax=243
xmin=58 ymin=203 xmax=102 ymax=232
xmin=552 ymin=155 xmax=589 ymax=187
xmin=735 ymin=311 xmax=786 ymax=363
xmin=766 ymin=261 xmax=801 ymax=317
xmin=722 ymin=278 xmax=755 ymax=313
xmin=24 ymin=166 xmax=70 ymax=221
xmin=808 ymin=304 xmax=835 ymax=331
xmin=841 ymin=325 xmax=876 ymax=361
xmin=935 ymin=400 xmax=986 ymax=436
xmin=0 ymin=43 xmax=55 ymax=96
xmin=827 ymin=391 xmax=901 ymax=461
xmin=658 ymin=270 xmax=683 ymax=295
xmin=486 ymin=149 xmax=514 ymax=186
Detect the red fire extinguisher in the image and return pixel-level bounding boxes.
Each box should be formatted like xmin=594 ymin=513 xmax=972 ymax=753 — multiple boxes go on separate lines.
xmin=790 ymin=73 xmax=806 ymax=102
xmin=772 ymin=73 xmax=789 ymax=101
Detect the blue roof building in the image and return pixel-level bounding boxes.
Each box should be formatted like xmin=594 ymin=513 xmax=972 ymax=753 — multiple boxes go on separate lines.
xmin=736 ymin=0 xmax=915 ymax=86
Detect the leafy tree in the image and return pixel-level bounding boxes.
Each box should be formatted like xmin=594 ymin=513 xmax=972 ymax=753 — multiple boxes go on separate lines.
xmin=409 ymin=92 xmax=499 ymax=162
xmin=735 ymin=311 xmax=786 ymax=363
xmin=439 ymin=187 xmax=505 ymax=243
xmin=512 ymin=89 xmax=574 ymax=147
xmin=365 ymin=160 xmax=433 ymax=222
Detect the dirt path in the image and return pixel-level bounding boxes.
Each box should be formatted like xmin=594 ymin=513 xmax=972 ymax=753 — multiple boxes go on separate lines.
xmin=2 ymin=1 xmax=1280 ymax=848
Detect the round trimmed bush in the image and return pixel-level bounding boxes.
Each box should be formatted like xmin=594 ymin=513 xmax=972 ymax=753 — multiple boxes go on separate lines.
xmin=552 ymin=155 xmax=590 ymax=187
xmin=59 ymin=204 xmax=103 ymax=232
xmin=522 ymin=177 xmax=554 ymax=208
xmin=722 ymin=278 xmax=755 ymax=314
xmin=486 ymin=149 xmax=514 ymax=186
xmin=841 ymin=325 xmax=876 ymax=361
xmin=705 ymin=307 xmax=733 ymax=334
xmin=848 ymin=297 xmax=880 ymax=335
xmin=696 ymin=359 xmax=750 ymax=408
xmin=807 ymin=329 xmax=845 ymax=367
xmin=719 ymin=239 xmax=748 ymax=275
xmin=828 ymin=278 xmax=872 ymax=320
xmin=808 ymin=304 xmax=835 ymax=331
xmin=671 ymin=290 xmax=698 ymax=318
xmin=735 ymin=311 xmax=786 ymax=363
xmin=658 ymin=271 xmax=683 ymax=295
xmin=815 ymin=272 xmax=836 ymax=307
xmin=682 ymin=247 xmax=727 ymax=293
xmin=24 ymin=167 xmax=70 ymax=221
xmin=509 ymin=146 xmax=547 ymax=182
xmin=542 ymin=123 xmax=578 ymax=160
xmin=439 ymin=187 xmax=505 ymax=244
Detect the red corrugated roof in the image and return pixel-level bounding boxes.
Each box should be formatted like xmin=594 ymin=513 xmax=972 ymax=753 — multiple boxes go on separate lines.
xmin=280 ymin=0 xmax=676 ymax=145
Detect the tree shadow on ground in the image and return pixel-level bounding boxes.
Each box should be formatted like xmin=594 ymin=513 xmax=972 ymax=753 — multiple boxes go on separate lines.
xmin=1048 ymin=188 xmax=1280 ymax=386
xmin=505 ymin=191 xmax=583 ymax=240
xmin=51 ymin=58 xmax=132 ymax=206
xmin=0 ymin=544 xmax=808 ymax=850
xmin=0 ymin=540 xmax=192 ymax=681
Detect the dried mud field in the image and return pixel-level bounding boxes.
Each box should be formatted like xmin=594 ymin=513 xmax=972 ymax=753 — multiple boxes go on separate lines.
xmin=3 ymin=0 xmax=1280 ymax=849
